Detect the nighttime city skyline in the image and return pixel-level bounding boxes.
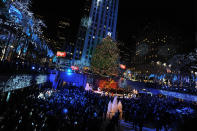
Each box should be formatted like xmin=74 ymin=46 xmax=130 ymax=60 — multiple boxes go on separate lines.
xmin=31 ymin=0 xmax=196 ymax=51
xmin=1 ymin=0 xmax=197 ymax=131
xmin=30 ymin=0 xmax=197 ymax=67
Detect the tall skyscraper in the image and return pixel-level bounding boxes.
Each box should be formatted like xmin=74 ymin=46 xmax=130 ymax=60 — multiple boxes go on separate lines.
xmin=73 ymin=0 xmax=119 ymax=67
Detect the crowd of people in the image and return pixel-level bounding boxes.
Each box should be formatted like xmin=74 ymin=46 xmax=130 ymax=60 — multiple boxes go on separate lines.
xmin=0 ymin=82 xmax=114 ymax=131
xmin=123 ymin=93 xmax=197 ymax=131
xmin=0 ymin=81 xmax=197 ymax=131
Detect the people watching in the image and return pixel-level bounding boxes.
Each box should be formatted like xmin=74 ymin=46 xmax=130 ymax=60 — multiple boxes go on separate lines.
xmin=0 ymin=81 xmax=197 ymax=131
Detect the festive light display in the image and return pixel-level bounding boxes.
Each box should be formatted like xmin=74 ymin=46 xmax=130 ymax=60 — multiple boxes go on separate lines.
xmin=0 ymin=0 xmax=54 ymax=61
xmin=81 ymin=17 xmax=92 ymax=28
xmin=120 ymin=64 xmax=126 ymax=69
xmin=91 ymin=37 xmax=119 ymax=76
xmin=9 ymin=5 xmax=22 ymax=23
xmin=71 ymin=66 xmax=79 ymax=71
xmin=2 ymin=75 xmax=48 ymax=92
xmin=98 ymin=79 xmax=118 ymax=89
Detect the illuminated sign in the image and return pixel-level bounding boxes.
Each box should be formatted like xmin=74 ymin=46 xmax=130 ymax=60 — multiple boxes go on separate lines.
xmin=120 ymin=64 xmax=126 ymax=69
xmin=56 ymin=51 xmax=66 ymax=57
xmin=71 ymin=66 xmax=79 ymax=71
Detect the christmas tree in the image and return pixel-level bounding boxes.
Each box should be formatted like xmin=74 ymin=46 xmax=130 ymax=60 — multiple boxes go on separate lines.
xmin=90 ymin=36 xmax=119 ymax=77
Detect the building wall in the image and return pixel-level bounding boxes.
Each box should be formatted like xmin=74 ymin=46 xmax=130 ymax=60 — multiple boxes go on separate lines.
xmin=134 ymin=33 xmax=177 ymax=67
xmin=73 ymin=0 xmax=119 ymax=67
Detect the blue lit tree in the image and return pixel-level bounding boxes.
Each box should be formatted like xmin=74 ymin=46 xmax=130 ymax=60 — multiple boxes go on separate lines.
xmin=0 ymin=0 xmax=53 ymax=62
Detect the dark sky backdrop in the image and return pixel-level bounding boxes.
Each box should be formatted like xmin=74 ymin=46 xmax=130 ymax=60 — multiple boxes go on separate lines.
xmin=31 ymin=0 xmax=196 ymax=53
xmin=117 ymin=0 xmax=195 ymax=53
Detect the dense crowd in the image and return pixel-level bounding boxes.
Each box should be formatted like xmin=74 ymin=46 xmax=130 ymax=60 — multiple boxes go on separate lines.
xmin=0 ymin=81 xmax=197 ymax=131
xmin=123 ymin=94 xmax=197 ymax=131
xmin=0 ymin=82 xmax=112 ymax=131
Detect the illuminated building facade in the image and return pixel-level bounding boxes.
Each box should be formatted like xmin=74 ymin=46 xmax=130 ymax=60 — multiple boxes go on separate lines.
xmin=73 ymin=0 xmax=119 ymax=67
xmin=133 ymin=32 xmax=177 ymax=72
xmin=56 ymin=19 xmax=75 ymax=60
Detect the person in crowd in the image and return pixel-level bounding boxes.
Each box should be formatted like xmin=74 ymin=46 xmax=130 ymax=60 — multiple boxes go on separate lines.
xmin=0 ymin=80 xmax=197 ymax=131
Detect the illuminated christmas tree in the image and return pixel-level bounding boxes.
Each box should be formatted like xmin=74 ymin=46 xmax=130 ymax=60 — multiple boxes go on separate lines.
xmin=90 ymin=36 xmax=119 ymax=77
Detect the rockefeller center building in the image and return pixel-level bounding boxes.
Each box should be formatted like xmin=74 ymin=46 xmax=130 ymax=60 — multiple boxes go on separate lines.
xmin=73 ymin=0 xmax=119 ymax=67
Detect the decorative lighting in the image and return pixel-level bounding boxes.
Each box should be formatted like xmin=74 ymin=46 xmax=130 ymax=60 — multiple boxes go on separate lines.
xmin=63 ymin=108 xmax=68 ymax=114
xmin=71 ymin=66 xmax=79 ymax=71
xmin=56 ymin=51 xmax=66 ymax=57
xmin=67 ymin=69 xmax=72 ymax=73
xmin=120 ymin=64 xmax=126 ymax=69
xmin=107 ymin=32 xmax=112 ymax=37
xmin=32 ymin=66 xmax=35 ymax=70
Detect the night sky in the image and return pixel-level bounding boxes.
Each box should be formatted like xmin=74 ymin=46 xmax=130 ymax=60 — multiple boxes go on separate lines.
xmin=117 ymin=0 xmax=195 ymax=52
xmin=31 ymin=0 xmax=83 ymax=40
xmin=31 ymin=0 xmax=196 ymax=55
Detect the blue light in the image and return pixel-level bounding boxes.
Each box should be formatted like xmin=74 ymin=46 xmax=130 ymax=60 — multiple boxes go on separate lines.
xmin=32 ymin=66 xmax=35 ymax=70
xmin=23 ymin=47 xmax=27 ymax=53
xmin=67 ymin=69 xmax=72 ymax=73
xmin=149 ymin=74 xmax=155 ymax=78
xmin=173 ymin=75 xmax=177 ymax=82
xmin=66 ymin=69 xmax=72 ymax=75
xmin=63 ymin=108 xmax=68 ymax=114
xmin=52 ymin=56 xmax=57 ymax=62
xmin=6 ymin=92 xmax=11 ymax=102
xmin=94 ymin=112 xmax=97 ymax=117
xmin=32 ymin=34 xmax=37 ymax=41
xmin=9 ymin=5 xmax=22 ymax=23
xmin=0 ymin=35 xmax=7 ymax=40
xmin=26 ymin=28 xmax=30 ymax=36
xmin=16 ymin=45 xmax=21 ymax=54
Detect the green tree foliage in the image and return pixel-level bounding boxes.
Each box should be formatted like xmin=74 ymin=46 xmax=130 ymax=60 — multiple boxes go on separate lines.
xmin=90 ymin=36 xmax=119 ymax=77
